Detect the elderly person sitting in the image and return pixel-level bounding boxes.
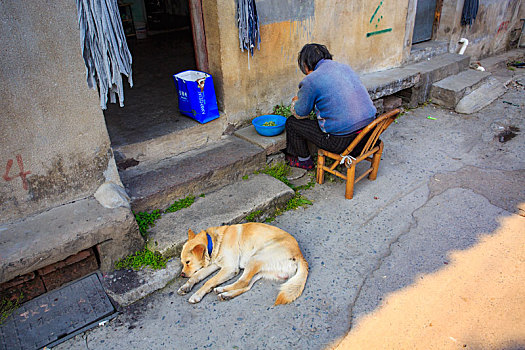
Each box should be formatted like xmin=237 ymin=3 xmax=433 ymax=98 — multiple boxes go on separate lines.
xmin=285 ymin=43 xmax=377 ymax=170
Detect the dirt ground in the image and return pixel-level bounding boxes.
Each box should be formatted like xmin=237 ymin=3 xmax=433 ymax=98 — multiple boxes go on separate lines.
xmin=331 ymin=212 xmax=525 ymax=350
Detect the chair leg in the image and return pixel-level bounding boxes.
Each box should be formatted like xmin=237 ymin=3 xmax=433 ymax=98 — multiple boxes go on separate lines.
xmin=369 ymin=142 xmax=384 ymax=181
xmin=345 ymin=165 xmax=356 ymax=199
xmin=316 ymin=152 xmax=325 ymax=184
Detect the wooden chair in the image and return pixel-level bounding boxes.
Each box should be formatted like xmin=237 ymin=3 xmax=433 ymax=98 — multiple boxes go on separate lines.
xmin=316 ymin=108 xmax=401 ymax=199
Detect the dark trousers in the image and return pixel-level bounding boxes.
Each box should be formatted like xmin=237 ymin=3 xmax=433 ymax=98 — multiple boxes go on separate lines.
xmin=285 ymin=117 xmax=362 ymax=158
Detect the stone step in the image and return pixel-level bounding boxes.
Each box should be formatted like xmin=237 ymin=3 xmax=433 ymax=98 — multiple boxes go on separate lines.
xmin=113 ymin=116 xmax=224 ymax=169
xmin=361 ymin=53 xmax=470 ymax=107
xmin=455 ymin=77 xmax=507 ymax=114
xmin=407 ymin=40 xmax=449 ymax=65
xmin=430 ymin=69 xmax=492 ymax=108
xmin=119 ymin=136 xmax=266 ymax=213
xmin=234 ymin=125 xmax=286 ymax=155
xmin=146 ymin=173 xmax=294 ymax=257
xmin=0 ymin=198 xmax=142 ymax=284
xmin=103 ymin=173 xmax=295 ymax=306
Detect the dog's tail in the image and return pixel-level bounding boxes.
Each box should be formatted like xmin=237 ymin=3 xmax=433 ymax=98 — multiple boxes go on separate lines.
xmin=274 ymin=256 xmax=308 ymax=305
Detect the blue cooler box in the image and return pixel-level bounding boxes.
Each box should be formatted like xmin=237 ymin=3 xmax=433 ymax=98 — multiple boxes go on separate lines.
xmin=173 ymin=70 xmax=220 ymax=124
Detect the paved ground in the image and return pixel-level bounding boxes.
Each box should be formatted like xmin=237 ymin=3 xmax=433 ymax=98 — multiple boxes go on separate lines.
xmin=56 ymin=72 xmax=524 ymax=350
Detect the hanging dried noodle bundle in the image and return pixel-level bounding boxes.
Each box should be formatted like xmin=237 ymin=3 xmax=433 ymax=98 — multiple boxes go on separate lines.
xmin=76 ymin=0 xmax=133 ymax=109
xmin=237 ymin=0 xmax=261 ymax=56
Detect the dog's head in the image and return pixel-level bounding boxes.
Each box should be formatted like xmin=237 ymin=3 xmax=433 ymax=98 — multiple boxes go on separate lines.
xmin=180 ymin=229 xmax=209 ymax=278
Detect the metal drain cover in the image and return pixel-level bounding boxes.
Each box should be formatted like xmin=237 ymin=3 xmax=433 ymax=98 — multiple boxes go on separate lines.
xmin=0 ymin=273 xmax=117 ymax=350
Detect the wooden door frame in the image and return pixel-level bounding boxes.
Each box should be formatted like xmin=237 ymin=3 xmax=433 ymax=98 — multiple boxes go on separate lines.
xmin=189 ymin=0 xmax=209 ymax=72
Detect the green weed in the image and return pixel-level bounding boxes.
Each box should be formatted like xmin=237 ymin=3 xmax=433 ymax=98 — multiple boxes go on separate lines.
xmin=134 ymin=195 xmax=196 ymax=238
xmin=115 ymin=248 xmax=167 ymax=270
xmin=256 ymin=162 xmax=292 ymax=188
xmin=134 ymin=210 xmax=162 ymax=238
xmin=0 ymin=293 xmax=23 ymax=325
xmin=273 ymin=104 xmax=293 ymax=118
xmin=272 ymin=103 xmax=316 ymax=120
xmin=285 ymin=194 xmax=313 ymax=210
xmin=165 ymin=195 xmax=195 ymax=213
xmin=246 ymin=210 xmax=262 ymax=222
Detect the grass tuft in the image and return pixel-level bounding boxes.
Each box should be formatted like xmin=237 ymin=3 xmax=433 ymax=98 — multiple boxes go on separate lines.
xmin=165 ymin=195 xmax=195 ymax=213
xmin=134 ymin=210 xmax=162 ymax=238
xmin=1 ymin=293 xmax=23 ymax=325
xmin=115 ymin=248 xmax=167 ymax=270
xmin=246 ymin=210 xmax=262 ymax=222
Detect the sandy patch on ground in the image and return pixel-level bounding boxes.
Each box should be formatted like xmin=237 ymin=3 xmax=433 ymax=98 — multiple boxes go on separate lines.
xmin=331 ymin=211 xmax=525 ymax=350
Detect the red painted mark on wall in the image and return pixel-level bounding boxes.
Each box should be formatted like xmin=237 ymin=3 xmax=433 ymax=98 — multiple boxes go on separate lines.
xmin=3 ymin=154 xmax=31 ymax=190
xmin=497 ymin=21 xmax=509 ymax=34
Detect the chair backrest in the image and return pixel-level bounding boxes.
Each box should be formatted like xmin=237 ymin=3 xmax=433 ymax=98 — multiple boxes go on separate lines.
xmin=340 ymin=108 xmax=401 ymax=158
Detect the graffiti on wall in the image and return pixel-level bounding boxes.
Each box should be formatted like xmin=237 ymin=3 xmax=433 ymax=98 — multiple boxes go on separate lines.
xmin=3 ymin=154 xmax=31 ymax=190
xmin=367 ymin=1 xmax=392 ymax=38
xmin=497 ymin=21 xmax=509 ymax=34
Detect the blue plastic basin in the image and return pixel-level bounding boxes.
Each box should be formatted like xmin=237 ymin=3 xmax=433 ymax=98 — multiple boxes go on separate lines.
xmin=252 ymin=115 xmax=287 ymax=137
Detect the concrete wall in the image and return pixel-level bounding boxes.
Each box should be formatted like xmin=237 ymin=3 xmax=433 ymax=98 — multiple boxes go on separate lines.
xmin=437 ymin=0 xmax=523 ymax=59
xmin=0 ymin=1 xmax=113 ymax=223
xmin=202 ymin=0 xmax=410 ymax=126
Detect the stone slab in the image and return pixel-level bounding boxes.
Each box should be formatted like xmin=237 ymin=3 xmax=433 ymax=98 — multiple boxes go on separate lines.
xmin=0 ymin=198 xmax=143 ymax=283
xmin=147 ymin=173 xmax=295 ymax=258
xmin=102 ymin=259 xmax=182 ymax=307
xmin=234 ymin=125 xmax=286 ymax=155
xmin=361 ymin=53 xmax=469 ymax=105
xmin=431 ymin=69 xmax=492 ymax=108
xmin=113 ymin=115 xmax=225 ymax=165
xmin=120 ymin=136 xmax=266 ymax=213
xmin=400 ymin=53 xmax=471 ymax=107
xmin=455 ymin=77 xmax=507 ymax=114
xmin=360 ymin=67 xmax=421 ymax=100
xmin=407 ymin=40 xmax=449 ymax=64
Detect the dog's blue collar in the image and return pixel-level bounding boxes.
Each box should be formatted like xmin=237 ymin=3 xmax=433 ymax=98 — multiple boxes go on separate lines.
xmin=206 ymin=233 xmax=213 ymax=256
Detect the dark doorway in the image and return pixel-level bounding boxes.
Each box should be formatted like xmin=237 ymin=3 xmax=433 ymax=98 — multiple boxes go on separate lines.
xmin=103 ymin=0 xmax=200 ymax=152
xmin=412 ymin=0 xmax=437 ymax=43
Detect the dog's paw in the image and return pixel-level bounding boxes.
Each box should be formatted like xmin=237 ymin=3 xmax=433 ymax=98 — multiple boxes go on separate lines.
xmin=217 ymin=292 xmax=233 ymax=301
xmin=177 ymin=284 xmax=191 ymax=295
xmin=188 ymin=294 xmax=202 ymax=304
xmin=213 ymin=287 xmax=224 ymax=294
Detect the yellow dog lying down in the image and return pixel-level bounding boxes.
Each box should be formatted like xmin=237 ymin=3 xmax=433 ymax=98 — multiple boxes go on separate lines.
xmin=178 ymin=222 xmax=308 ymax=305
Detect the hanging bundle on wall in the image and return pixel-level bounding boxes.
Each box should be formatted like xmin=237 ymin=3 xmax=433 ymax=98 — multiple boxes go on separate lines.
xmin=76 ymin=0 xmax=133 ymax=110
xmin=237 ymin=0 xmax=261 ymax=57
xmin=461 ymin=0 xmax=479 ymax=27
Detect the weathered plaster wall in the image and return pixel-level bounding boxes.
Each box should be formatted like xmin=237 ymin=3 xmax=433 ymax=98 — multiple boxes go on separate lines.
xmin=437 ymin=0 xmax=522 ymax=59
xmin=202 ymin=0 xmax=409 ymax=125
xmin=0 ymin=1 xmax=113 ymax=223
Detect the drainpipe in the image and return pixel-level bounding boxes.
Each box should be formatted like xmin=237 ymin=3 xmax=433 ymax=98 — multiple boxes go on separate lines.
xmin=458 ymin=38 xmax=469 ymax=55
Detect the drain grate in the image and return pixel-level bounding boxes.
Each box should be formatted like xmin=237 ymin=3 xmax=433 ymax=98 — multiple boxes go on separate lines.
xmin=0 ymin=273 xmax=117 ymax=350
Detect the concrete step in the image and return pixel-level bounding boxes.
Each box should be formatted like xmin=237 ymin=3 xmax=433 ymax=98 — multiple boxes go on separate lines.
xmin=0 ymin=198 xmax=142 ymax=284
xmin=234 ymin=125 xmax=286 ymax=155
xmin=103 ymin=173 xmax=295 ymax=306
xmin=361 ymin=53 xmax=470 ymax=107
xmin=119 ymin=136 xmax=266 ymax=213
xmin=407 ymin=40 xmax=449 ymax=64
xmin=430 ymin=69 xmax=492 ymax=108
xmin=147 ymin=173 xmax=294 ymax=257
xmin=455 ymin=77 xmax=507 ymax=114
xmin=113 ymin=116 xmax=224 ymax=168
